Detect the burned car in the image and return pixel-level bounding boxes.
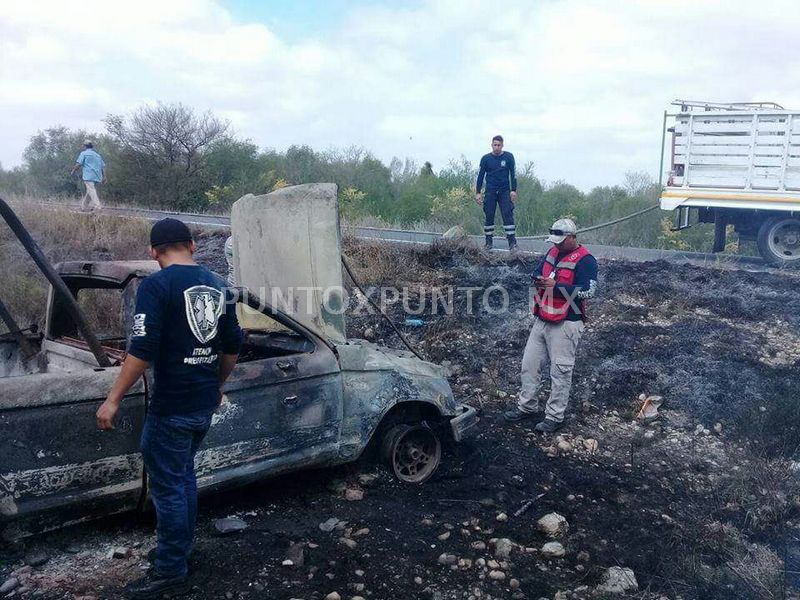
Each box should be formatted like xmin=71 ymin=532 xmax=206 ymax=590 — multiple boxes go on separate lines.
xmin=0 ymin=189 xmax=478 ymax=540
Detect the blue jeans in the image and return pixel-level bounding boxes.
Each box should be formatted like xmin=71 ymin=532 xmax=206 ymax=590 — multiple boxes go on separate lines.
xmin=483 ymin=188 xmax=516 ymax=238
xmin=141 ymin=409 xmax=214 ymax=577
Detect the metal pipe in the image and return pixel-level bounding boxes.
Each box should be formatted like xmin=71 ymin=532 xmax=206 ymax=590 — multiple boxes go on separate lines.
xmin=0 ymin=198 xmax=111 ymax=367
xmin=0 ymin=294 xmax=37 ymax=359
xmin=658 ymin=110 xmax=667 ymax=189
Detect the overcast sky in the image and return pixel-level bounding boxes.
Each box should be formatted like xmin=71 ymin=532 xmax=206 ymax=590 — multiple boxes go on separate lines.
xmin=2 ymin=0 xmax=800 ymax=190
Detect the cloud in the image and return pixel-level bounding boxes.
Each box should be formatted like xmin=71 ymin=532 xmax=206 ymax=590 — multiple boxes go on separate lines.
xmin=1 ymin=0 xmax=799 ymax=189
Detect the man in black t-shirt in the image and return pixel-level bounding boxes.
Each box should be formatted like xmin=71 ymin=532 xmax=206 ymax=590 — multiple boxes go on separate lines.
xmin=476 ymin=135 xmax=518 ymax=251
xmin=97 ymin=218 xmax=242 ymax=599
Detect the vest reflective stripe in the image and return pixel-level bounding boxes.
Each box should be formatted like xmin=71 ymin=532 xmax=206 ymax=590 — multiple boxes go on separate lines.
xmin=534 ymin=245 xmax=591 ymax=322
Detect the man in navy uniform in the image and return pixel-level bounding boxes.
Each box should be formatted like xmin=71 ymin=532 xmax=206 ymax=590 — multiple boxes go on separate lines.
xmin=97 ymin=218 xmax=243 ymax=598
xmin=476 ymin=135 xmax=518 ymax=250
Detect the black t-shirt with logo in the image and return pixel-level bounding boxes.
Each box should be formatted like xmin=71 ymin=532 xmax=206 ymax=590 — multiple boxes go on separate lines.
xmin=128 ymin=264 xmax=243 ymax=416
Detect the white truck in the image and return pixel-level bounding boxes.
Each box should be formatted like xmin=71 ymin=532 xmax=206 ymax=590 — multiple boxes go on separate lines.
xmin=660 ymin=100 xmax=800 ymax=266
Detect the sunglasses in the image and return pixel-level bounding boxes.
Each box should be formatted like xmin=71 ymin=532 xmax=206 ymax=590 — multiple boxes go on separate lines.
xmin=549 ymin=229 xmax=574 ymax=236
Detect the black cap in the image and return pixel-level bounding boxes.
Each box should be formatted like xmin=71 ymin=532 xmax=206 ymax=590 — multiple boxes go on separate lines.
xmin=150 ymin=218 xmax=192 ymax=247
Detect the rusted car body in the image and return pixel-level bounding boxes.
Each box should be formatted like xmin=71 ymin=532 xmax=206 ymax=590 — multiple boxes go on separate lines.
xmin=0 ymin=200 xmax=477 ymax=540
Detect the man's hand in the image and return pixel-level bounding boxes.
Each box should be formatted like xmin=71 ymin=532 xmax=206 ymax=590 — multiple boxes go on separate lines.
xmin=534 ymin=276 xmax=556 ymax=289
xmin=510 ymin=191 xmax=518 ymax=203
xmin=96 ymin=396 xmax=121 ymax=430
xmin=475 ymin=193 xmax=483 ymax=205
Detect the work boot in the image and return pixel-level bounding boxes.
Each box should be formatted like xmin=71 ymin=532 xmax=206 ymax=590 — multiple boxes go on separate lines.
xmin=507 ymin=235 xmax=518 ymax=251
xmin=504 ymin=407 xmax=539 ymax=422
xmin=484 ymin=236 xmax=493 ymax=250
xmin=124 ymin=570 xmax=189 ymax=599
xmin=534 ymin=418 xmax=563 ymax=433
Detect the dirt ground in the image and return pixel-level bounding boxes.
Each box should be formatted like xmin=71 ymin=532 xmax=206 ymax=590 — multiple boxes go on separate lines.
xmin=2 ymin=232 xmax=800 ymax=600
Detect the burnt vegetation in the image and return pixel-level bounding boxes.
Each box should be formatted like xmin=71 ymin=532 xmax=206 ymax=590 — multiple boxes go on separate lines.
xmin=1 ymin=219 xmax=798 ymax=599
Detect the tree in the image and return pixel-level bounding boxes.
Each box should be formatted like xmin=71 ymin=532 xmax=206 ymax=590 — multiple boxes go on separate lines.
xmin=105 ymin=103 xmax=229 ymax=209
xmin=23 ymin=126 xmax=94 ymax=197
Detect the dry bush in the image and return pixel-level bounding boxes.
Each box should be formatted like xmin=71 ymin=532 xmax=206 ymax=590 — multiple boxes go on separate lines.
xmin=0 ymin=200 xmax=150 ymax=333
xmin=342 ymin=238 xmax=421 ymax=287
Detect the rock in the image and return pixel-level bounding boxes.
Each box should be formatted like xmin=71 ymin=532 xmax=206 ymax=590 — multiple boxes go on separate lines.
xmin=494 ymin=538 xmax=513 ymax=559
xmin=544 ymin=446 xmax=559 ymax=458
xmin=471 ymin=541 xmax=487 ymax=551
xmin=536 ymin=513 xmax=569 ymax=537
xmin=355 ymin=569 xmax=365 ymax=577
xmin=714 ymin=422 xmax=723 ymax=434
xmin=320 ymin=517 xmax=340 ymax=532
xmin=487 ymin=559 xmax=500 ymax=569
xmin=339 ymin=537 xmax=358 ymax=549
xmin=556 ymin=437 xmax=572 ymax=453
xmin=488 ymin=570 xmax=506 ymax=581
xmin=325 ymin=593 xmax=341 ymax=600
xmin=414 ymin=576 xmax=423 ymax=584
xmin=509 ymin=578 xmax=520 ymax=590
xmin=327 ymin=479 xmax=348 ymax=493
xmin=352 ymin=597 xmax=366 ymax=600
xmin=576 ymin=550 xmax=590 ymax=563
xmin=596 ymin=566 xmax=638 ymax=594
xmin=344 ymin=488 xmax=364 ymax=502
xmin=437 ymin=532 xmax=451 ymax=541
xmin=354 ymin=528 xmax=370 ymax=537
xmin=357 ymin=473 xmax=379 ymax=486
xmin=363 ymin=327 xmax=375 ymax=340
xmin=213 ymin=517 xmax=248 ymax=535
xmin=510 ymin=475 xmax=525 ymax=488
xmin=345 ymin=488 xmax=364 ymax=501
xmin=496 ymin=512 xmax=508 ymax=522
xmin=541 ymin=542 xmax=565 ymax=558
xmin=479 ymin=498 xmax=496 ymax=507
xmin=437 ymin=553 xmax=457 ymax=565
xmin=0 ymin=578 xmax=19 ymax=595
xmin=109 ymin=547 xmax=130 ymax=559
xmin=287 ymin=542 xmax=305 ymax=566
xmin=583 ymin=438 xmax=599 ymax=453
xmin=24 ymin=551 xmax=49 ymax=567
xmin=496 ymin=390 xmax=508 ymax=399
xmin=443 ymin=225 xmax=466 ymax=239
xmin=282 ymin=559 xmax=294 ymax=566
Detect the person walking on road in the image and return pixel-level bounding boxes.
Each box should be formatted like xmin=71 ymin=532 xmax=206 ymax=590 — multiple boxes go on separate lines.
xmin=96 ymin=218 xmax=243 ymax=599
xmin=504 ymin=218 xmax=598 ymax=433
xmin=476 ymin=135 xmax=518 ymax=251
xmin=70 ymin=140 xmax=105 ymax=211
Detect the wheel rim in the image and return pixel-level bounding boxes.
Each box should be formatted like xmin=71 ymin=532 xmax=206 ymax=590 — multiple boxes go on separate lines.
xmin=767 ymin=218 xmax=800 ymax=261
xmin=390 ymin=426 xmax=441 ymax=483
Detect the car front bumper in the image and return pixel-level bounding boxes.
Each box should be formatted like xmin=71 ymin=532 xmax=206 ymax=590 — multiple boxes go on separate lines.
xmin=449 ymin=404 xmax=479 ymax=442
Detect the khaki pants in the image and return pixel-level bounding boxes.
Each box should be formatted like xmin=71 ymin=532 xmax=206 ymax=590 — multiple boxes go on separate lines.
xmin=518 ymin=318 xmax=585 ymax=422
xmin=81 ymin=181 xmax=102 ymax=210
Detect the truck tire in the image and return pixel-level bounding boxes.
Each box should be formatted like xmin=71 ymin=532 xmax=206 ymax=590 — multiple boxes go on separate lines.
xmin=757 ymin=216 xmax=800 ymax=266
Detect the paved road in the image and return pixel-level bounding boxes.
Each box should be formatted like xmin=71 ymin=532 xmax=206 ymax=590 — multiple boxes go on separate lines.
xmin=38 ymin=202 xmax=778 ymax=271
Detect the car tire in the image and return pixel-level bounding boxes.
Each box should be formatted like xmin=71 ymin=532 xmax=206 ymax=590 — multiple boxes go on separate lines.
xmin=381 ymin=423 xmax=442 ymax=484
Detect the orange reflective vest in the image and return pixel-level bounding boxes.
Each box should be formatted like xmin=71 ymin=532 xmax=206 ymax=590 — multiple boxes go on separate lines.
xmin=534 ymin=245 xmax=591 ymax=322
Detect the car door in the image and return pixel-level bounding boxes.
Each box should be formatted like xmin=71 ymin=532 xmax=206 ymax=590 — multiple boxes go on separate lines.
xmin=0 ymin=362 xmax=147 ymax=539
xmin=194 ymin=301 xmax=343 ymax=492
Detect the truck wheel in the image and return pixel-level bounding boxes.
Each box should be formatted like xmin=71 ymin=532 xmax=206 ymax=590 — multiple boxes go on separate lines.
xmin=757 ymin=216 xmax=800 ymax=266
xmin=381 ymin=423 xmax=441 ymax=484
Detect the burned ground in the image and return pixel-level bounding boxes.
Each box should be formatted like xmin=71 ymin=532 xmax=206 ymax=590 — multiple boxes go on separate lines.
xmin=2 ymin=234 xmax=800 ymax=600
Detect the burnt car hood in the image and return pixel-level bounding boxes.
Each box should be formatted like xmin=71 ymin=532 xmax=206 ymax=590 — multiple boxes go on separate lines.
xmin=334 ymin=339 xmax=448 ymax=378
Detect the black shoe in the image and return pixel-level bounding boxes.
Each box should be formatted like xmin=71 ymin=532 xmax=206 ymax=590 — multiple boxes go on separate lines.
xmin=504 ymin=407 xmax=539 ymax=422
xmin=125 ymin=571 xmax=189 ymax=599
xmin=484 ymin=236 xmax=493 ymax=250
xmin=507 ymin=235 xmax=518 ymax=251
xmin=146 ymin=549 xmax=202 ymax=574
xmin=534 ymin=419 xmax=563 ymax=433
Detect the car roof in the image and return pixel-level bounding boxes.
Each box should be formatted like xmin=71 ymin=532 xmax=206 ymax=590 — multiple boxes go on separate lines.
xmin=55 ymin=260 xmax=160 ymax=284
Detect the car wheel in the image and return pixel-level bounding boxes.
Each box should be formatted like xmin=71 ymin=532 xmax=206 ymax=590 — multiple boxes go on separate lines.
xmin=381 ymin=423 xmax=442 ymax=484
